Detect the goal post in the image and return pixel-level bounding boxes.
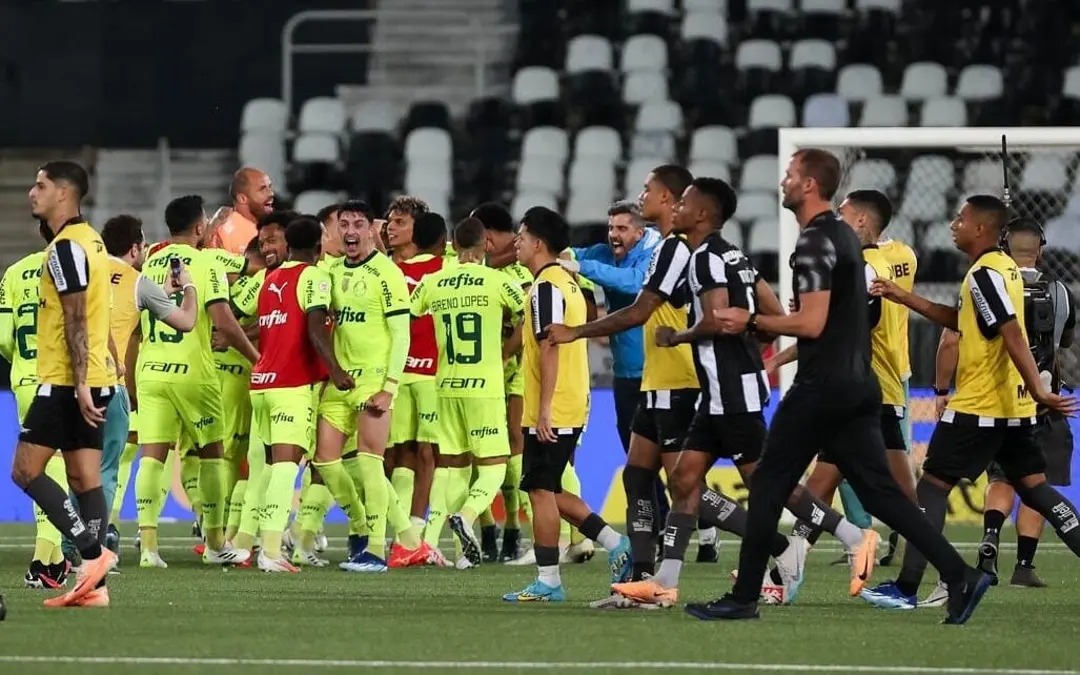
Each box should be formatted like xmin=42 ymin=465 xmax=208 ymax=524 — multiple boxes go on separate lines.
xmin=774 ymin=126 xmax=1080 ymax=397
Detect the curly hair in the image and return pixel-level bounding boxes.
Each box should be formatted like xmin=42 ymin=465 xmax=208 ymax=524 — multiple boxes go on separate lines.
xmin=386 ymin=195 xmax=429 ymax=220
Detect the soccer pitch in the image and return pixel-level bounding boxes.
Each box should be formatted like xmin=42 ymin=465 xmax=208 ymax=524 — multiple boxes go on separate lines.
xmin=0 ymin=523 xmax=1075 ymax=675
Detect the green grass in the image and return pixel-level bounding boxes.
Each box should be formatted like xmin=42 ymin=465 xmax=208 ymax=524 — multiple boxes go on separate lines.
xmin=0 ymin=523 xmax=1075 ymax=674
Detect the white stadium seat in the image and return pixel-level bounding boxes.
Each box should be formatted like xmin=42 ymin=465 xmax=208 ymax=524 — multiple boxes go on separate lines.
xmin=737 ymin=193 xmax=777 ymax=223
xmin=298 ymin=97 xmax=346 ymax=135
xmin=512 ymin=191 xmax=559 ymax=221
xmin=624 ymin=157 xmax=667 ymax=196
xmin=899 ymin=190 xmax=947 ymax=222
xmin=568 ymin=157 xmax=618 ymax=198
xmin=634 ymin=100 xmax=683 ymax=134
xmin=239 ymin=132 xmax=286 ymax=186
xmin=291 ymin=133 xmax=340 ymax=163
xmin=683 ymin=0 xmax=726 ymax=12
xmin=845 ymin=159 xmax=897 ymax=193
xmin=566 ymin=190 xmax=615 ymax=225
xmin=405 ymin=163 xmax=452 ymax=199
xmin=802 ymin=0 xmax=845 ymax=13
xmin=688 ymin=159 xmax=732 ymax=183
xmin=883 ymin=216 xmax=915 ymax=246
xmin=789 ymin=39 xmax=836 ymax=71
xmin=573 ymin=126 xmax=622 ymax=163
xmin=566 ymin=35 xmax=614 ymax=74
xmin=689 ymin=126 xmax=738 ymax=164
xmin=748 ymin=217 xmax=780 ymax=252
xmin=906 ymin=155 xmax=955 ymax=196
xmin=1063 ymin=65 xmax=1080 ymax=99
xmin=801 ymin=93 xmax=850 ymax=127
xmin=628 ymin=0 xmax=676 ymax=14
xmin=350 ymin=100 xmax=400 ymax=134
xmin=749 ymin=94 xmax=796 ymax=128
xmin=680 ymin=12 xmax=729 ymax=46
xmin=620 ymin=34 xmax=668 ymax=74
xmin=294 ymin=190 xmax=341 ymax=215
xmin=859 ymin=96 xmax=908 ymax=127
xmin=922 ymin=221 xmax=954 ymax=252
xmin=856 ymin=0 xmax=901 ymax=12
xmin=515 ymin=156 xmax=565 ymax=196
xmin=722 ymin=222 xmax=744 ymax=249
xmin=836 ymin=64 xmax=883 ymax=101
xmin=956 ymin=65 xmax=1004 ymax=101
xmin=512 ymin=67 xmax=560 ymax=104
xmin=631 ymin=132 xmax=676 ymax=162
xmin=961 ymin=159 xmax=1005 ymax=194
xmin=521 ymin=126 xmax=570 ymax=164
xmin=623 ymin=71 xmax=670 ymax=105
xmin=240 ymin=98 xmax=288 ymax=134
xmin=920 ymin=97 xmax=968 ymax=127
xmin=899 ymin=62 xmax=948 ymax=101
xmin=404 ymin=128 xmax=453 ymax=164
xmin=735 ymin=40 xmax=783 ymax=72
xmin=740 ymin=155 xmax=779 ymax=192
xmin=748 ymin=0 xmax=793 ymax=12
xmin=1020 ymin=155 xmax=1070 ymax=192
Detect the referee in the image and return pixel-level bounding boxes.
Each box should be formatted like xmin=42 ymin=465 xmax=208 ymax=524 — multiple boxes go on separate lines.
xmin=690 ymin=149 xmax=989 ymax=623
xmin=11 ymin=161 xmax=118 ymax=607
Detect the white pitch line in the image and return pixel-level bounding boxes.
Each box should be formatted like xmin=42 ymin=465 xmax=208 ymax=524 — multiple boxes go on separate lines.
xmin=0 ymin=657 xmax=1073 ymax=674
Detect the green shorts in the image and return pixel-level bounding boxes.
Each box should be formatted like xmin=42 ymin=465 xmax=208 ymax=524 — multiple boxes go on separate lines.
xmin=504 ymin=359 xmax=524 ymax=399
xmin=319 ymin=381 xmax=386 ymax=440
xmin=437 ymin=397 xmax=509 ymax=459
xmin=250 ymin=384 xmax=319 ymax=455
xmin=138 ymin=379 xmax=226 ymax=448
xmin=389 ymin=377 xmax=438 ymax=445
xmin=14 ymin=383 xmax=36 ymax=422
xmin=218 ymin=365 xmax=253 ymax=462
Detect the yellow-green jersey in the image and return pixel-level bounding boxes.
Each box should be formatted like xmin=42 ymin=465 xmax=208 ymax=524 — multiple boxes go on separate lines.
xmin=411 ymin=261 xmax=526 ymax=399
xmin=318 ymin=254 xmax=341 ymax=273
xmin=217 ymin=268 xmax=264 ymax=374
xmin=327 ymin=252 xmax=411 ymax=387
xmin=139 ymin=243 xmax=228 ymax=384
xmin=493 ymin=261 xmax=532 ymax=393
xmin=878 ymin=237 xmax=917 ymax=379
xmin=0 ymin=252 xmax=45 ymax=388
xmin=205 ymin=248 xmax=248 ymax=276
xmin=947 ymin=249 xmax=1036 ymax=422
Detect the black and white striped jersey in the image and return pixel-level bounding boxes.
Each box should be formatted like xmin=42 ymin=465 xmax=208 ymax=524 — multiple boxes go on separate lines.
xmin=686 ymin=231 xmax=769 ymax=415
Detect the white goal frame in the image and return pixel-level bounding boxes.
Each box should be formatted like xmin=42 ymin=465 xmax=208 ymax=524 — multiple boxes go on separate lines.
xmin=775 ymin=126 xmax=1080 ymax=396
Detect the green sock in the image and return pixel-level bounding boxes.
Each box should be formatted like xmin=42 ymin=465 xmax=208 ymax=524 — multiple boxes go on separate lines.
xmin=423 ymin=467 xmax=450 ymax=547
xmin=221 ymin=455 xmax=242 ymax=530
xmin=314 ymin=459 xmax=367 ymax=535
xmin=561 ymin=463 xmax=585 ymax=545
xmin=111 ymin=442 xmax=139 ymax=521
xmin=462 ymin=463 xmax=506 ymax=525
xmin=502 ymin=454 xmax=523 ymax=528
xmin=199 ymin=458 xmax=227 ymax=550
xmin=135 ymin=456 xmax=166 ymax=552
xmin=356 ymin=454 xmax=389 ymax=558
xmin=260 ymin=461 xmax=299 ymax=558
xmin=385 ymin=475 xmax=422 ymax=549
xmin=447 ymin=466 xmax=472 ymax=514
xmin=342 ymin=455 xmax=365 ymax=493
xmin=181 ymin=452 xmax=202 ymax=521
xmin=298 ymin=483 xmax=332 ymax=550
xmin=390 ymin=467 xmax=415 ymax=513
xmin=235 ymin=451 xmax=270 ymax=552
xmin=226 ymin=478 xmax=247 ymax=541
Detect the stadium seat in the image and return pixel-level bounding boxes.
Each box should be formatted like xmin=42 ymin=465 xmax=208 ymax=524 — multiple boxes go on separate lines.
xmin=634 ymin=100 xmax=683 ymax=134
xmin=239 ymin=132 xmax=286 ymax=188
xmin=790 ymin=39 xmax=836 ymax=72
xmin=680 ymin=12 xmax=729 ymax=47
xmin=512 ymin=191 xmax=559 ymax=220
xmin=405 ymin=163 xmax=452 ymax=200
xmin=883 ymin=216 xmax=915 ymax=247
xmin=858 ymin=96 xmax=908 ymax=127
xmin=573 ymin=126 xmax=622 ymax=163
xmin=241 ymin=98 xmax=288 ymax=134
xmin=688 ymin=159 xmax=733 ymax=182
xmin=961 ymin=159 xmax=1005 ymax=194
xmin=627 ymin=0 xmax=675 ymax=14
xmin=623 ymin=71 xmax=670 ymax=105
xmin=521 ymin=126 xmax=570 ymax=164
xmin=568 ymin=158 xmax=618 ymax=198
xmin=748 ymin=95 xmax=796 ymax=128
xmin=738 ymin=192 xmax=778 ymax=223
xmin=689 ymin=126 xmax=738 ymax=164
xmin=855 ymin=0 xmax=901 ymax=11
xmin=346 ymin=131 xmax=398 ymax=212
xmin=899 ymin=62 xmax=949 ymax=101
xmin=1046 ymin=215 xmax=1080 ymax=252
xmin=722 ymin=222 xmax=744 ymax=249
xmin=566 ymin=189 xmax=615 ymax=225
xmin=292 ymin=133 xmax=340 ymax=164
xmin=748 ymin=217 xmax=779 ymax=251
xmin=404 ymin=128 xmax=453 ymax=165
xmin=740 ymin=155 xmax=779 ymax=192
xmin=906 ymin=155 xmax=955 ymax=196
xmin=919 ymin=97 xmax=968 ymax=127
xmin=800 ymin=0 xmax=847 ymax=40
xmin=298 ymin=97 xmax=346 ymax=135
xmin=350 ymin=100 xmax=399 ymax=134
xmin=631 ymin=132 xmax=676 ymax=162
xmin=1020 ymin=154 xmax=1070 ymax=193
xmin=565 ymin=35 xmax=614 ymax=74
xmin=294 ymin=190 xmax=341 ymax=215
xmin=620 ymin=35 xmax=668 ymax=74
xmin=624 ymin=157 xmax=667 ymax=196
xmin=801 ymin=93 xmax=851 ymax=127
xmin=683 ymin=0 xmax=726 ymax=12
xmin=1062 ymin=65 xmax=1080 ymax=98
xmin=899 ymin=189 xmax=947 ymax=223
xmin=956 ymin=65 xmax=1004 ymax=101
xmin=515 ymin=156 xmax=565 ymax=196
xmin=836 ymin=64 xmax=884 ymax=101
xmin=512 ymin=67 xmax=560 ymax=104
xmin=736 ymin=39 xmax=783 ymax=96
xmin=845 ymin=159 xmax=897 ymax=193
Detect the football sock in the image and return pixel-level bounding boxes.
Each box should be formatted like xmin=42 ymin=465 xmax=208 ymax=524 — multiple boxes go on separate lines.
xmin=1017 ymin=535 xmax=1039 ymax=567
xmin=111 ymin=442 xmax=139 ymax=521
xmin=697 ymin=488 xmax=746 ymax=535
xmin=460 ymin=463 xmax=506 ymax=524
xmin=579 ymin=512 xmax=622 ymax=551
xmin=536 ymin=545 xmax=561 ymax=587
xmin=424 ymin=467 xmax=450 ymax=547
xmin=356 ymin=454 xmax=389 ymax=558
xmin=983 ymin=508 xmax=1006 ymax=536
xmin=502 ymin=454 xmax=523 ymax=528
xmin=896 ymin=479 xmax=950 ymax=596
xmin=342 ymin=454 xmax=365 ymax=493
xmin=390 ymin=467 xmax=416 ymax=519
xmin=23 ymin=473 xmax=102 ymax=560
xmin=561 ymin=463 xmax=587 ymax=546
xmin=181 ymin=452 xmax=202 ymax=522
xmin=234 ymin=447 xmax=269 ymax=552
xmin=787 ymin=486 xmax=864 ymax=550
xmin=199 ymin=458 xmax=227 ymax=550
xmin=1015 ymin=482 xmax=1080 ymax=555
xmin=226 ymin=479 xmax=247 ymax=541
xmin=314 ymin=459 xmax=367 ymax=536
xmin=447 ymin=466 xmax=472 ymax=514
xmin=72 ymin=487 xmax=108 ymax=558
xmin=385 ymin=475 xmax=420 ymax=547
xmin=32 ymin=455 xmax=68 ymax=561
xmin=260 ymin=461 xmax=299 ymax=558
xmin=623 ymin=465 xmax=658 ymax=577
xmin=135 ymin=456 xmax=166 ymax=552
xmin=655 ymin=511 xmax=696 ymax=588
xmin=298 ymin=483 xmax=331 ymax=551
xmin=49 ymin=543 xmax=66 ymax=565
xmin=32 ymin=539 xmax=55 ymax=565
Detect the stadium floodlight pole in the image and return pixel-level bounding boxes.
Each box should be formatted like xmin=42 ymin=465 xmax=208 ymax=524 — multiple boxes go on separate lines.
xmin=775 ymin=126 xmax=1080 ymax=396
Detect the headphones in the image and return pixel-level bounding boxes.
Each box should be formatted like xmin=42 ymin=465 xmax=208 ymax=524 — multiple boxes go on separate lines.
xmin=1001 ymin=216 xmax=1046 ymax=252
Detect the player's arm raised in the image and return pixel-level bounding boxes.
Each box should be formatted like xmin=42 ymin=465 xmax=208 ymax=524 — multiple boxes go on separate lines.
xmin=146 ymin=266 xmax=198 ymax=332
xmin=205 ymin=266 xmax=259 ymax=363
xmin=49 ymin=239 xmax=105 ymax=426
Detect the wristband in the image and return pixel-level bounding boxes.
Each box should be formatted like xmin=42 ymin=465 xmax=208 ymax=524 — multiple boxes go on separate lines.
xmin=933 ymin=387 xmax=950 ymax=396
xmin=383 ymin=379 xmax=399 ymax=395
xmin=182 ymin=283 xmax=196 ymax=293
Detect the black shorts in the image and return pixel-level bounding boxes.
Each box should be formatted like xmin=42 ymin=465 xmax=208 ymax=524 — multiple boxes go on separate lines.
xmin=987 ymin=413 xmax=1074 ymax=486
xmin=682 ymin=411 xmax=766 ymax=465
xmin=19 ymin=384 xmax=115 ymax=453
xmin=520 ymin=427 xmax=583 ymax=493
xmin=879 ymin=405 xmax=907 ymax=452
xmin=630 ymin=389 xmax=699 ymax=452
xmin=923 ymin=415 xmax=1045 ymax=484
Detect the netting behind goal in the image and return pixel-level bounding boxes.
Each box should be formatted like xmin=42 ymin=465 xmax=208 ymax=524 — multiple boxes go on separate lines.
xmin=778 ymin=128 xmax=1080 ymax=395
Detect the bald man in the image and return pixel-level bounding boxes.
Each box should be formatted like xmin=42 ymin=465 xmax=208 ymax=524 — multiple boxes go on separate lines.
xmin=210 ymin=168 xmax=275 ymax=254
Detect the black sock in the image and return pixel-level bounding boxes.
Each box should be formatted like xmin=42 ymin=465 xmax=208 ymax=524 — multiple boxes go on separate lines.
xmin=535 ymin=545 xmax=560 ymax=568
xmin=983 ymin=509 xmax=1006 ymax=536
xmin=1016 ymin=482 xmax=1080 ymax=556
xmin=788 ymin=486 xmax=842 ymax=534
xmin=895 ymin=479 xmax=950 ymax=597
xmin=1016 ymin=535 xmax=1039 ymax=567
xmin=661 ymin=511 xmax=696 ymax=562
xmin=74 ymin=487 xmax=108 ymax=558
xmin=23 ymin=475 xmax=101 ymax=558
xmin=623 ymin=465 xmax=658 ymax=574
xmin=578 ymin=512 xmax=607 ymax=542
xmin=697 ymin=489 xmax=746 ymax=536
xmin=770 ymin=532 xmax=790 ymax=557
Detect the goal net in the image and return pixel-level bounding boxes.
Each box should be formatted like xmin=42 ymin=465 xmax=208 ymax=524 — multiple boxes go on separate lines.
xmin=776 ymin=128 xmax=1080 ymax=482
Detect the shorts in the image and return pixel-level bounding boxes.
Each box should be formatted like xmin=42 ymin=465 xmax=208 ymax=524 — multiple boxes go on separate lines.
xmin=218 ymin=365 xmax=252 ymax=462
xmin=987 ymin=413 xmax=1073 ymax=486
xmin=630 ymin=389 xmax=700 ymax=451
xmin=250 ymin=384 xmax=320 ymax=454
xmin=20 ymin=383 xmax=115 ymax=453
xmin=879 ymin=405 xmax=907 ymax=452
xmin=318 ymin=381 xmax=385 ymax=439
xmin=520 ymin=427 xmax=582 ymax=493
xmin=505 ymin=359 xmax=524 ymax=398
xmin=389 ymin=378 xmax=438 ymax=445
xmin=923 ymin=414 xmax=1045 ymax=484
xmin=438 ymin=397 xmax=509 ymax=459
xmin=138 ymin=379 xmax=225 ymax=448
xmin=682 ymin=411 xmax=766 ymax=465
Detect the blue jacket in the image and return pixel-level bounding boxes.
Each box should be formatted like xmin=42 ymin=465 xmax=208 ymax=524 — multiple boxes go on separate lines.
xmin=573 ymin=228 xmax=661 ymax=379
